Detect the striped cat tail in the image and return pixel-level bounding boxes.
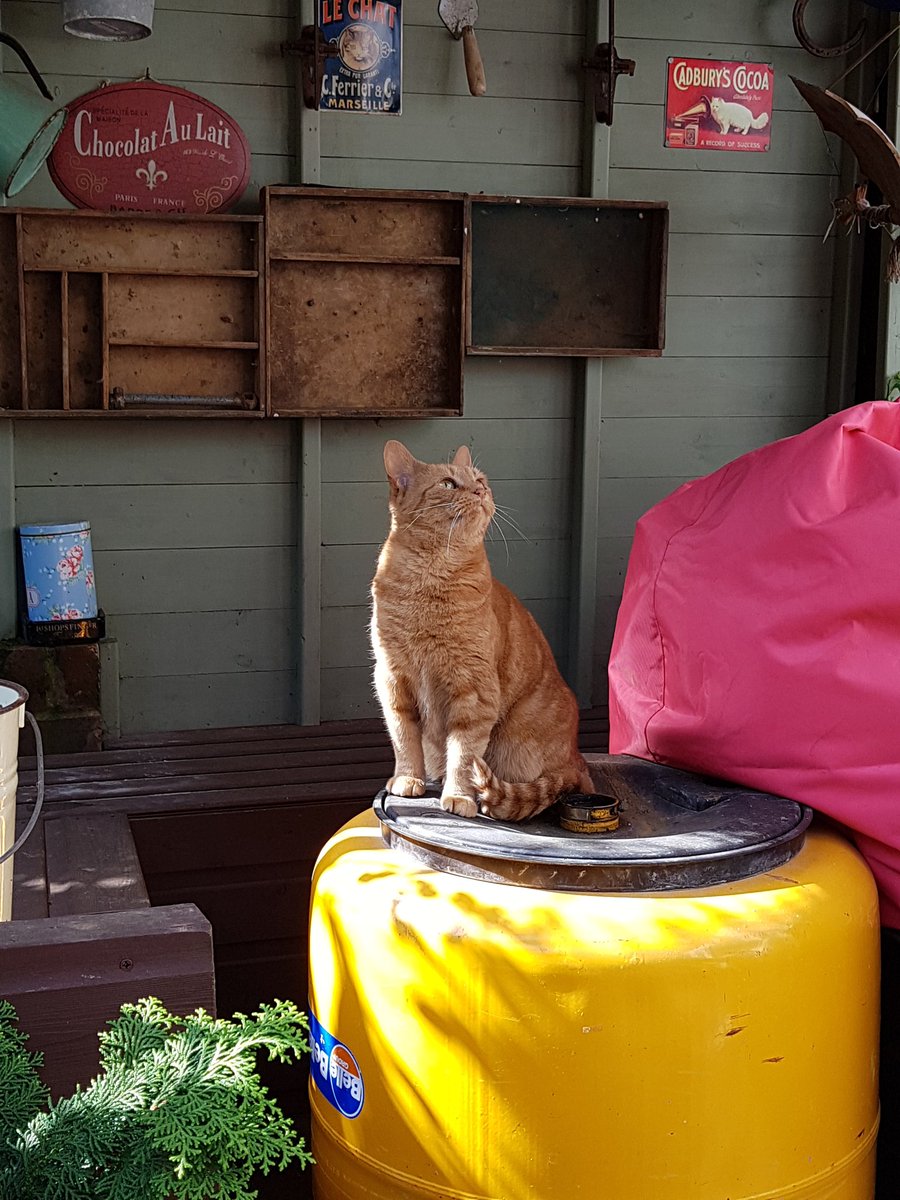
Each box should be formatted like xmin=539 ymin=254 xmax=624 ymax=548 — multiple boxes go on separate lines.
xmin=470 ymin=758 xmax=588 ymax=822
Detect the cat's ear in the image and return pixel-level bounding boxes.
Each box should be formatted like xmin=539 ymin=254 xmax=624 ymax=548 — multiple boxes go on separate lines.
xmin=452 ymin=444 xmax=473 ymax=469
xmin=384 ymin=440 xmax=417 ymax=492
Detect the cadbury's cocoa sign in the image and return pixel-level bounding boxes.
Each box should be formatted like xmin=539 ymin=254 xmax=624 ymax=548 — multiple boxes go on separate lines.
xmin=49 ymin=80 xmax=251 ymax=214
xmin=664 ymin=57 xmax=774 ymax=154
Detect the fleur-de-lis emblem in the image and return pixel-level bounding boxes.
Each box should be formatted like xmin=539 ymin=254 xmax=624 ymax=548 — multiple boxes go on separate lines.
xmin=136 ymin=159 xmax=168 ymax=191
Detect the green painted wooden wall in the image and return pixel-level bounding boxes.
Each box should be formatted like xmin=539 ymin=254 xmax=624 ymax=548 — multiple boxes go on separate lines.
xmin=595 ymin=4 xmax=847 ymax=705
xmin=1 ymin=0 xmax=852 ymax=731
xmin=3 ymin=0 xmax=298 ymax=730
xmin=315 ymin=2 xmax=584 ymax=718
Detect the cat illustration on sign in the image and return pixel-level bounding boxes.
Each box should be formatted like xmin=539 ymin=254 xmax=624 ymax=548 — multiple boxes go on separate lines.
xmin=370 ymin=440 xmax=593 ymax=823
xmin=710 ymin=96 xmax=770 ymax=135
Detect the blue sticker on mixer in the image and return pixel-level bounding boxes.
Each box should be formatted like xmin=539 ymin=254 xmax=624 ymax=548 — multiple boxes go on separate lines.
xmin=309 ymin=1011 xmax=365 ymax=1119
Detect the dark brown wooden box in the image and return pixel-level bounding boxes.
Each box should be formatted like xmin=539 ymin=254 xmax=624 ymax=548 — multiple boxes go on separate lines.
xmin=263 ymin=186 xmax=466 ymax=417
xmin=467 ymin=195 xmax=668 ymax=357
xmin=0 ymin=209 xmax=264 ymax=417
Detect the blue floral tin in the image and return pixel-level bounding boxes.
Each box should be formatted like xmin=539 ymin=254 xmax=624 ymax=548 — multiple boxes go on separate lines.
xmin=18 ymin=522 xmax=98 ymax=623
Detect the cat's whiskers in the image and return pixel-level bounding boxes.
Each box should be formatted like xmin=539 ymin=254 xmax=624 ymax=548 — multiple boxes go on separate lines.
xmin=489 ymin=515 xmax=511 ymax=565
xmin=492 ymin=506 xmax=529 ymax=542
xmin=400 ymin=502 xmax=456 ymax=532
xmin=447 ymin=510 xmax=462 ymax=554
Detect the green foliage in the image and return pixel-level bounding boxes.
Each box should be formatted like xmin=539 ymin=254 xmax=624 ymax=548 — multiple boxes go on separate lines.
xmin=0 ymin=997 xmax=313 ymax=1200
xmin=0 ymin=1000 xmax=50 ymax=1179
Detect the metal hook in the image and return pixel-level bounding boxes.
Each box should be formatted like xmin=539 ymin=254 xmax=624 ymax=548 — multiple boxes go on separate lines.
xmin=0 ymin=33 xmax=54 ymax=100
xmin=792 ymin=0 xmax=866 ymax=59
xmin=582 ymin=0 xmax=635 ymax=125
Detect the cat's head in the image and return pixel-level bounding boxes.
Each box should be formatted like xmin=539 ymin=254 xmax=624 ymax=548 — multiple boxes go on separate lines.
xmin=383 ymin=439 xmax=495 ymax=550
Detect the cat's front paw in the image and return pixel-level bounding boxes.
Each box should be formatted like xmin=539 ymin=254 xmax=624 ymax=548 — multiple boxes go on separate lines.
xmin=440 ymin=792 xmax=478 ymax=818
xmin=388 ymin=775 xmax=426 ymax=798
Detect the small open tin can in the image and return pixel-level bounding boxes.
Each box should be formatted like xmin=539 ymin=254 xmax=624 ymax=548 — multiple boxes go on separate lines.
xmin=558 ymin=793 xmax=621 ymax=834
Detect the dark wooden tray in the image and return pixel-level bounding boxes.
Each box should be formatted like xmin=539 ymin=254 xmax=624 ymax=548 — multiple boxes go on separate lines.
xmin=0 ymin=208 xmax=264 ymax=417
xmin=467 ymin=195 xmax=668 ymax=357
xmin=263 ymin=186 xmax=466 ymax=417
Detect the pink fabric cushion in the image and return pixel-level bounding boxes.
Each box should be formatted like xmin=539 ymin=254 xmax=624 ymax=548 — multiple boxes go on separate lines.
xmin=609 ymin=401 xmax=900 ymax=925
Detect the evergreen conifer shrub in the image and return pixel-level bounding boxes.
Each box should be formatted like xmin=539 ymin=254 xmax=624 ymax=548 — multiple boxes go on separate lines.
xmin=0 ymin=996 xmax=313 ymax=1199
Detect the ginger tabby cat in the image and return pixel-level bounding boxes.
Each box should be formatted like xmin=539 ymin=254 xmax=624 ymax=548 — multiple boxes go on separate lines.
xmin=370 ymin=440 xmax=593 ymax=821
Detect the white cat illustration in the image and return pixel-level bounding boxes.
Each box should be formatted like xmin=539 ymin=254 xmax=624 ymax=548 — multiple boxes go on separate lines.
xmin=710 ymin=96 xmax=769 ymax=135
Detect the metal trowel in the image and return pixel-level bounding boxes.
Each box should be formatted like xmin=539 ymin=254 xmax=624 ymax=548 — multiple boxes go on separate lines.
xmin=438 ymin=0 xmax=486 ymax=97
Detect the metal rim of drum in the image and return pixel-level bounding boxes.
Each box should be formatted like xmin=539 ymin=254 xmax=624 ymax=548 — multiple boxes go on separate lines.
xmin=374 ymin=793 xmax=814 ymax=894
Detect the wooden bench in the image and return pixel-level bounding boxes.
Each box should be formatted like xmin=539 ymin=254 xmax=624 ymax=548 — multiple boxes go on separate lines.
xmin=4 ymin=804 xmax=214 ymax=1099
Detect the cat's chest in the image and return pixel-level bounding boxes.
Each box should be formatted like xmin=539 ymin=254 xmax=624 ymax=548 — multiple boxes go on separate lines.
xmin=373 ymin=589 xmax=452 ymax=650
xmin=371 ymin=580 xmax=491 ymax=668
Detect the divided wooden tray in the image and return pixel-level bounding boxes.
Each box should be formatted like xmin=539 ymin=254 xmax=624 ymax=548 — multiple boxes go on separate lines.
xmin=0 ymin=209 xmax=264 ymax=418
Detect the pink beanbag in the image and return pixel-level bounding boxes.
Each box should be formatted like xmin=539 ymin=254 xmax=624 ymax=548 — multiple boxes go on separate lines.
xmin=609 ymin=401 xmax=900 ymax=925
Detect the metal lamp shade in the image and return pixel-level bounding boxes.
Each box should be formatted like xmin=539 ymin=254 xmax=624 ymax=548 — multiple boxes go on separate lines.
xmin=62 ymin=0 xmax=154 ymax=40
xmin=0 ymin=77 xmax=67 ymax=198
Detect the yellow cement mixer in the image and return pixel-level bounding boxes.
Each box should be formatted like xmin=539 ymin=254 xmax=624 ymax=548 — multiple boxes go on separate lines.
xmin=308 ymin=754 xmax=880 ymax=1200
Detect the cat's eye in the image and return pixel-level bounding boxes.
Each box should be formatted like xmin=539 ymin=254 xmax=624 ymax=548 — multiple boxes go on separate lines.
xmin=440 ymin=479 xmax=456 ymax=489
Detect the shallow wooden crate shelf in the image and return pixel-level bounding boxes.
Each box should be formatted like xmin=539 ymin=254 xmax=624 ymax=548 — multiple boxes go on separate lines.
xmin=264 ymin=186 xmax=467 ymax=417
xmin=0 ymin=188 xmax=669 ymax=420
xmin=467 ymin=195 xmax=668 ymax=356
xmin=0 ymin=208 xmax=264 ymax=416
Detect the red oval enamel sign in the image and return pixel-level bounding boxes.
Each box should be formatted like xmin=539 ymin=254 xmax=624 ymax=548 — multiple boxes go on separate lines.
xmin=48 ymin=80 xmax=251 ymax=214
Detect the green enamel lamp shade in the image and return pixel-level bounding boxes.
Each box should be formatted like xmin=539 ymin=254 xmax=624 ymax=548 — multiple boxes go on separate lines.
xmin=0 ymin=76 xmax=67 ymax=198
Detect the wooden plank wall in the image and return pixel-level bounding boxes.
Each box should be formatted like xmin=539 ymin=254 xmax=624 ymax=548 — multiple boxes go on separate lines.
xmin=13 ymin=422 xmax=298 ymax=730
xmin=593 ymin=4 xmax=848 ymax=702
xmin=3 ymin=1 xmax=300 ymax=731
xmin=1 ymin=0 xmax=295 ymax=210
xmin=315 ymin=2 xmax=585 ymax=719
xmin=2 ymin=0 xmax=854 ymax=729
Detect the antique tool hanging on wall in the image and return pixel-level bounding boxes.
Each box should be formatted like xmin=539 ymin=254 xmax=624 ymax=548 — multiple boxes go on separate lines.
xmin=0 ymin=34 xmax=68 ymax=197
xmin=438 ymin=0 xmax=486 ymax=97
xmin=792 ymin=0 xmax=866 ymax=58
xmin=583 ymin=0 xmax=634 ymax=124
xmin=793 ymin=0 xmax=900 ymax=58
xmin=793 ymin=75 xmax=900 ymax=280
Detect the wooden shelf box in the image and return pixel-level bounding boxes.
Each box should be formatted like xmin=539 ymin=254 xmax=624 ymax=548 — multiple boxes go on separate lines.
xmin=467 ymin=196 xmax=668 ymax=357
xmin=0 ymin=210 xmax=264 ymax=417
xmin=263 ymin=186 xmax=467 ymax=418
xmin=0 ymin=191 xmax=668 ymax=420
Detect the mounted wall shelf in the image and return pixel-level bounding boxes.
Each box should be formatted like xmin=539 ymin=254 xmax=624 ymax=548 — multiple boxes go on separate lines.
xmin=0 ymin=209 xmax=264 ymax=417
xmin=467 ymin=196 xmax=668 ymax=357
xmin=263 ymin=186 xmax=467 ymax=418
